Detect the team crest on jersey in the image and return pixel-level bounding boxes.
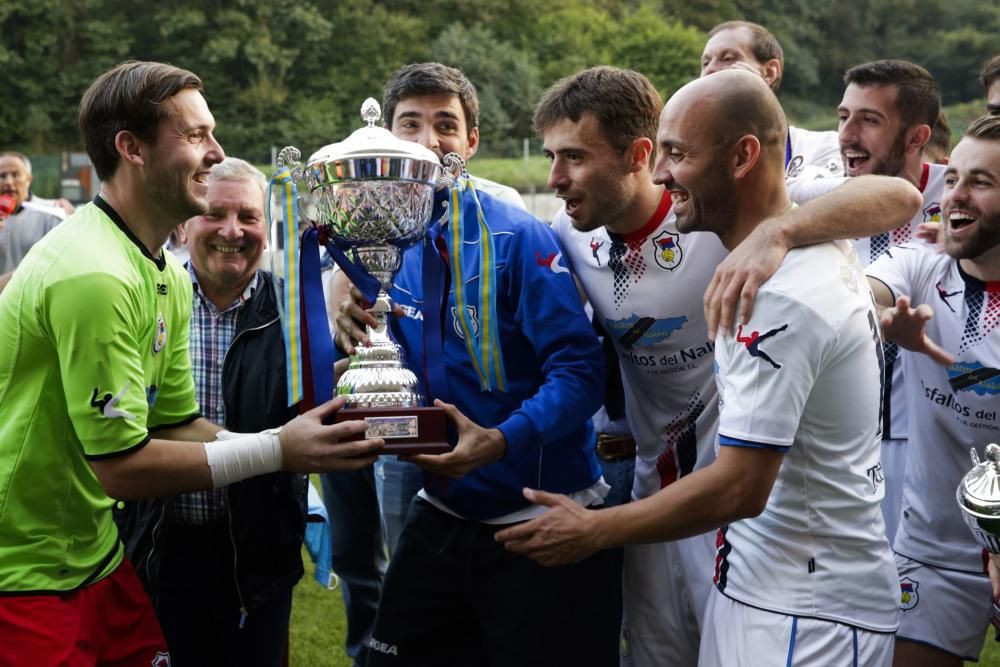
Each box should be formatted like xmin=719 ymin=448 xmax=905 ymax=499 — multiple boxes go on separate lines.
xmin=535 ymin=250 xmax=569 ymax=274
xmin=922 ymin=202 xmax=942 ymax=223
xmin=946 ymin=361 xmax=1000 ymax=396
xmin=153 ymin=313 xmax=167 ymax=355
xmin=151 ymin=651 xmax=171 ymax=667
xmin=451 ymin=305 xmax=480 ymax=340
xmin=652 ymin=231 xmax=682 ymax=271
xmin=899 ymin=577 xmax=919 ymax=610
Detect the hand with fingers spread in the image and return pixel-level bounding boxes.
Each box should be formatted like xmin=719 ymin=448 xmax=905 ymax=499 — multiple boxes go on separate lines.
xmin=402 ymin=399 xmax=506 ymax=478
xmin=704 ymin=219 xmax=789 ymax=340
xmin=880 ymin=295 xmax=955 ymax=365
xmin=494 ymin=488 xmax=604 ymax=566
xmin=279 ymin=396 xmax=384 ymax=472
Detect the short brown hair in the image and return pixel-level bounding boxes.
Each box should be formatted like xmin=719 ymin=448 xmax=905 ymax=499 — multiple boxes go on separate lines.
xmin=964 ymin=114 xmax=1000 ymax=142
xmin=706 ymin=21 xmax=784 ymax=91
xmin=981 ymin=55 xmax=1000 ymax=92
xmin=843 ymin=60 xmax=940 ymax=130
xmin=534 ymin=66 xmax=663 ymax=161
xmin=383 ymin=63 xmax=479 ymax=131
xmin=79 ymin=61 xmax=202 ymax=180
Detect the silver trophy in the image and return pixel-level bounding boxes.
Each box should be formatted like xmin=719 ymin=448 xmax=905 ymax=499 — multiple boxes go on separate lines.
xmin=956 ymin=443 xmax=1000 ymax=554
xmin=279 ymin=98 xmax=458 ymax=453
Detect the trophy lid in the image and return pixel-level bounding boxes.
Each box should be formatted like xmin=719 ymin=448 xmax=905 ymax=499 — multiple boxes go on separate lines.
xmin=958 ymin=443 xmax=1000 ymax=516
xmin=306 ymin=98 xmax=441 ymax=167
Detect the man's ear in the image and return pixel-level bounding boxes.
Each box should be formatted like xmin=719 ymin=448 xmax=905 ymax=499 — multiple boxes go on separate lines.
xmin=732 ymin=135 xmax=761 ymax=180
xmin=465 ymin=126 xmax=480 ymax=161
xmin=907 ymin=124 xmax=932 ymax=156
xmin=115 ymin=130 xmax=146 ymax=168
xmin=761 ymin=59 xmax=782 ymax=89
xmin=627 ymin=137 xmax=654 ymax=173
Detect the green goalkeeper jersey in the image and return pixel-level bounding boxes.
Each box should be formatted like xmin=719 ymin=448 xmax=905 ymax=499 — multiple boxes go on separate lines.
xmin=0 ymin=197 xmax=199 ymax=592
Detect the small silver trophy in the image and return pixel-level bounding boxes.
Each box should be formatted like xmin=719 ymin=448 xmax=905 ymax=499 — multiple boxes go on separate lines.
xmin=956 ymin=443 xmax=1000 ymax=554
xmin=279 ymin=98 xmax=455 ymax=453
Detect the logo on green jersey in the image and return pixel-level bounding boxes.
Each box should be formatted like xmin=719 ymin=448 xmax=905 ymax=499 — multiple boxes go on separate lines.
xmin=90 ymin=382 xmax=137 ymax=421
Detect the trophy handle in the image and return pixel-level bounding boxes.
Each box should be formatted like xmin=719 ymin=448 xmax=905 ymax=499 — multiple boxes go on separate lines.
xmin=438 ymin=152 xmax=467 ymax=190
xmin=277 ymin=146 xmax=303 ymax=181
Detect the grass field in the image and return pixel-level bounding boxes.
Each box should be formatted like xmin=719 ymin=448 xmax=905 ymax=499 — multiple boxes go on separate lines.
xmin=290 ymin=574 xmax=1000 ymax=667
xmin=293 ymin=477 xmax=1000 ymax=666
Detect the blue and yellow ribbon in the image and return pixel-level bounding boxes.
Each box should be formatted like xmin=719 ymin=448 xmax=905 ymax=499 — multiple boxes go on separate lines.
xmin=267 ymin=167 xmax=304 ymax=406
xmin=447 ymin=176 xmax=507 ymax=392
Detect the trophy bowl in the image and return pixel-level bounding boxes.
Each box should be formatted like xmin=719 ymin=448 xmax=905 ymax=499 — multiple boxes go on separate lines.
xmin=280 ymin=98 xmax=450 ymax=453
xmin=957 ymin=443 xmax=1000 ymax=554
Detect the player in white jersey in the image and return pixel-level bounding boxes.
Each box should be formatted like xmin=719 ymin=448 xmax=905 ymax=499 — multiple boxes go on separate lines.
xmin=867 ymin=115 xmax=1000 ymax=666
xmin=771 ymin=60 xmax=945 ymax=546
xmin=499 ymin=69 xmax=901 ymax=666
xmin=700 ymin=21 xmax=843 ymax=180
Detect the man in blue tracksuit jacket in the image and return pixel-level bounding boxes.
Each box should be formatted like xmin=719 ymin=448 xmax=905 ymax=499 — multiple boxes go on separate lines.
xmin=363 ymin=187 xmax=619 ymax=666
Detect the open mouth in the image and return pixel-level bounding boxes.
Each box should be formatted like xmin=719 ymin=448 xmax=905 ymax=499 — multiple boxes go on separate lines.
xmin=558 ymin=195 xmax=583 ymax=217
xmin=670 ymin=190 xmax=690 ymax=210
xmin=193 ymin=172 xmax=210 ymax=186
xmin=948 ymin=211 xmax=977 ymax=233
xmin=842 ymin=149 xmax=870 ymax=174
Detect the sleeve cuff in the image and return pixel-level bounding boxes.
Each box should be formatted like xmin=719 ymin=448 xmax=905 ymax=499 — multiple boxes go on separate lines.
xmin=84 ymin=434 xmax=151 ymax=460
xmin=148 ymin=412 xmax=202 ymax=432
xmin=496 ymin=412 xmax=536 ymax=457
xmin=719 ymin=434 xmax=790 ymax=453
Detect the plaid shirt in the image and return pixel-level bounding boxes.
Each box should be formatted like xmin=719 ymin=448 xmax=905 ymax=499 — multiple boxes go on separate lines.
xmin=170 ymin=267 xmax=259 ymax=525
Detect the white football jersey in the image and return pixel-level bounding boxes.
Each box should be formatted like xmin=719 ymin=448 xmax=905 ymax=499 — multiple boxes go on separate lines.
xmin=867 ymin=245 xmax=1000 ymax=573
xmin=552 ymin=193 xmax=727 ymax=500
xmin=785 ymin=125 xmax=843 ymax=180
xmin=714 ymin=241 xmax=898 ymax=632
xmin=786 ymin=162 xmax=946 ymax=440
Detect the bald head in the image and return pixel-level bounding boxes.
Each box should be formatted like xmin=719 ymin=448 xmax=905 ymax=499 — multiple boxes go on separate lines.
xmin=652 ymin=70 xmax=791 ymax=247
xmin=675 ymin=70 xmax=786 ymax=164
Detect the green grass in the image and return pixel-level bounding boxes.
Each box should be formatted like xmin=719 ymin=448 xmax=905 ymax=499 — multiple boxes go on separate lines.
xmin=290 ymin=554 xmax=352 ymax=667
xmin=289 ymin=543 xmax=1000 ymax=666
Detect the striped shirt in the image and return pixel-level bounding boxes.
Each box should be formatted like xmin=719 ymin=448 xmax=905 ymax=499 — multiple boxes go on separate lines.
xmin=170 ymin=266 xmax=259 ymax=525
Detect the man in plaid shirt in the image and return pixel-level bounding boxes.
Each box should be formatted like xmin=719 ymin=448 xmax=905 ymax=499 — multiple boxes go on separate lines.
xmin=139 ymin=157 xmax=309 ymax=666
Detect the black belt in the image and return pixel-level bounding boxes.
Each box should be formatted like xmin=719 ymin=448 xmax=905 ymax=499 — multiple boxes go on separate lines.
xmin=595 ymin=433 xmax=636 ymax=461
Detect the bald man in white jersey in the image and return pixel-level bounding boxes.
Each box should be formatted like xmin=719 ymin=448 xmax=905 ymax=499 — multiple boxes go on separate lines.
xmin=499 ymin=67 xmax=916 ymax=666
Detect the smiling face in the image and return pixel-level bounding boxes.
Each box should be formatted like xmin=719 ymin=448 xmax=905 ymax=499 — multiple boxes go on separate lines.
xmin=389 ymin=93 xmax=478 ymax=162
xmin=0 ymin=155 xmax=32 ymax=208
xmin=837 ymin=83 xmax=910 ymax=178
xmin=941 ymin=136 xmax=1000 ymax=262
xmin=542 ymin=113 xmax=634 ymax=233
xmin=142 ymin=88 xmax=225 ymax=223
xmin=186 ymin=177 xmax=266 ymax=300
xmin=651 ymin=99 xmax=736 ymax=237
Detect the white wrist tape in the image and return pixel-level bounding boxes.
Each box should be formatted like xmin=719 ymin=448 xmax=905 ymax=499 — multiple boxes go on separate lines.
xmin=203 ymin=427 xmax=283 ymax=488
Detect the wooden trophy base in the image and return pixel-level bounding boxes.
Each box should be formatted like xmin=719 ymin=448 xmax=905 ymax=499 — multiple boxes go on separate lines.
xmin=334 ymin=405 xmax=450 ymax=454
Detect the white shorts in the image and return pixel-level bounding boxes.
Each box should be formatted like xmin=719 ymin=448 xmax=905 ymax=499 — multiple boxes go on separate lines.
xmin=699 ymin=588 xmax=894 ymax=666
xmin=879 ymin=438 xmax=907 ymax=544
xmin=620 ymin=531 xmax=715 ymax=667
xmin=895 ymin=553 xmax=992 ymax=660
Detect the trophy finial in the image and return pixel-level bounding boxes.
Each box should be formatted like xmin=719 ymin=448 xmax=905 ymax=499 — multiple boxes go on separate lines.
xmin=361 ymin=98 xmax=381 ymax=127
